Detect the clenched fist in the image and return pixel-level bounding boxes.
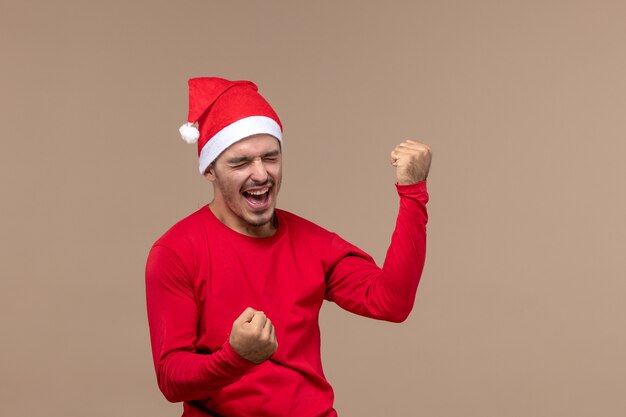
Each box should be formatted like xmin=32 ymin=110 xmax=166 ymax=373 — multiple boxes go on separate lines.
xmin=229 ymin=307 xmax=278 ymax=364
xmin=390 ymin=140 xmax=432 ymax=184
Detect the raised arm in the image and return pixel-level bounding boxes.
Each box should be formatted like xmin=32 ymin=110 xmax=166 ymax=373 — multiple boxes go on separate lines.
xmin=324 ymin=140 xmax=431 ymax=322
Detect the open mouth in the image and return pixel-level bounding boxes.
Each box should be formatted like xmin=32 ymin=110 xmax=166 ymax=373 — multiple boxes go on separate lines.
xmin=242 ymin=186 xmax=271 ymax=209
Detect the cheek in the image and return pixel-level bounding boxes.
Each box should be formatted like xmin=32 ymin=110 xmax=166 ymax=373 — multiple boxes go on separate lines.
xmin=227 ymin=180 xmax=244 ymax=197
xmin=270 ymin=165 xmax=282 ymax=180
xmin=216 ymin=175 xmax=243 ymax=199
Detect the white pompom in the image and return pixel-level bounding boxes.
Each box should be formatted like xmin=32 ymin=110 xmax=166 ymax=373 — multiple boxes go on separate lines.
xmin=179 ymin=122 xmax=200 ymax=144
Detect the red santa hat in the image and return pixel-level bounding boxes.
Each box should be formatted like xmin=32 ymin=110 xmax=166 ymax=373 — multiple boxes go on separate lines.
xmin=179 ymin=77 xmax=283 ymax=174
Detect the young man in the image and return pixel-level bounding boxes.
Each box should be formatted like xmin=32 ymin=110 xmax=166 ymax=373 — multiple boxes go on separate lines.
xmin=146 ymin=77 xmax=432 ymax=416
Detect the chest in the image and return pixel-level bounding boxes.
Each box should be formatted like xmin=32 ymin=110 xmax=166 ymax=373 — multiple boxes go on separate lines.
xmin=192 ymin=235 xmax=327 ymax=349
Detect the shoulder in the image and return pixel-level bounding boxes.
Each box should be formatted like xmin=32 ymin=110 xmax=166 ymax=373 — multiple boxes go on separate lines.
xmin=146 ymin=207 xmax=214 ymax=281
xmin=276 ymin=209 xmax=374 ymax=268
xmin=277 ymin=209 xmax=334 ymax=239
xmin=152 ymin=206 xmax=211 ymax=252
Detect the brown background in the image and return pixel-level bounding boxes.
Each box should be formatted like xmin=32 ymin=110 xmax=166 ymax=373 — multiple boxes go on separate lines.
xmin=1 ymin=1 xmax=625 ymax=416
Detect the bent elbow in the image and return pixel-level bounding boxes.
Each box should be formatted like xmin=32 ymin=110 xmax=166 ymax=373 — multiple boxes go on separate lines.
xmin=379 ymin=303 xmax=413 ymax=323
xmin=366 ymin=292 xmax=416 ymax=323
xmin=156 ymin=363 xmax=189 ymax=403
xmin=158 ymin=380 xmax=184 ymax=403
xmin=386 ymin=308 xmax=412 ymax=323
xmin=163 ymin=393 xmax=180 ymax=403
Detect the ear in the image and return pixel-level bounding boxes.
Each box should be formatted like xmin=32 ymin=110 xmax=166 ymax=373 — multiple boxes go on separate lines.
xmin=204 ymin=164 xmax=217 ymax=182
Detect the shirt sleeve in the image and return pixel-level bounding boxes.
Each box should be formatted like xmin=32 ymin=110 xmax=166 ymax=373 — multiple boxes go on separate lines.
xmin=324 ymin=181 xmax=429 ymax=322
xmin=145 ymin=244 xmax=256 ymax=402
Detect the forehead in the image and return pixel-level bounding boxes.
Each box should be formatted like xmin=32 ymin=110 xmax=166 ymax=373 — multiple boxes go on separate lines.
xmin=219 ymin=134 xmax=281 ymax=159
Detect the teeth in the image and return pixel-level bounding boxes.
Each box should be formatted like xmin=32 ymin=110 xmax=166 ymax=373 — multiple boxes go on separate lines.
xmin=246 ymin=188 xmax=269 ymax=196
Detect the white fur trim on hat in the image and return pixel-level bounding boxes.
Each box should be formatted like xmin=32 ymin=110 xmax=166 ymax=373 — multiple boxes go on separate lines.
xmin=198 ymin=116 xmax=283 ymax=174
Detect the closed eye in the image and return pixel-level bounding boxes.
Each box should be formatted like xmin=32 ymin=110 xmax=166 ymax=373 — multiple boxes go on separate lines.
xmin=226 ymin=157 xmax=250 ymax=168
xmin=226 ymin=150 xmax=280 ymax=168
xmin=229 ymin=162 xmax=249 ymax=169
xmin=262 ymin=150 xmax=280 ymax=161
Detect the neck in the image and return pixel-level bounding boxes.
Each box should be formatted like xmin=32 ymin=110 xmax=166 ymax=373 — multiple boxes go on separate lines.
xmin=208 ymin=201 xmax=277 ymax=238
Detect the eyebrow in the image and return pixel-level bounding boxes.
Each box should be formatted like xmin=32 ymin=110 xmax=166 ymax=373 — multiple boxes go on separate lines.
xmin=226 ymin=150 xmax=280 ymax=165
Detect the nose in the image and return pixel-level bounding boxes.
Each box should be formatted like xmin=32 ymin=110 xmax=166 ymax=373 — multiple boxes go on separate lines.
xmin=249 ymin=158 xmax=269 ymax=183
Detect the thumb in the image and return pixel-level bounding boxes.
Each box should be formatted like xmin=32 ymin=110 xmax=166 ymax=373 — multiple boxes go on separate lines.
xmin=234 ymin=307 xmax=257 ymax=325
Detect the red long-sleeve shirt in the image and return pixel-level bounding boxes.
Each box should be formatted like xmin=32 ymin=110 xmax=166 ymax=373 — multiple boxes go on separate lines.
xmin=145 ymin=181 xmax=429 ymax=416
